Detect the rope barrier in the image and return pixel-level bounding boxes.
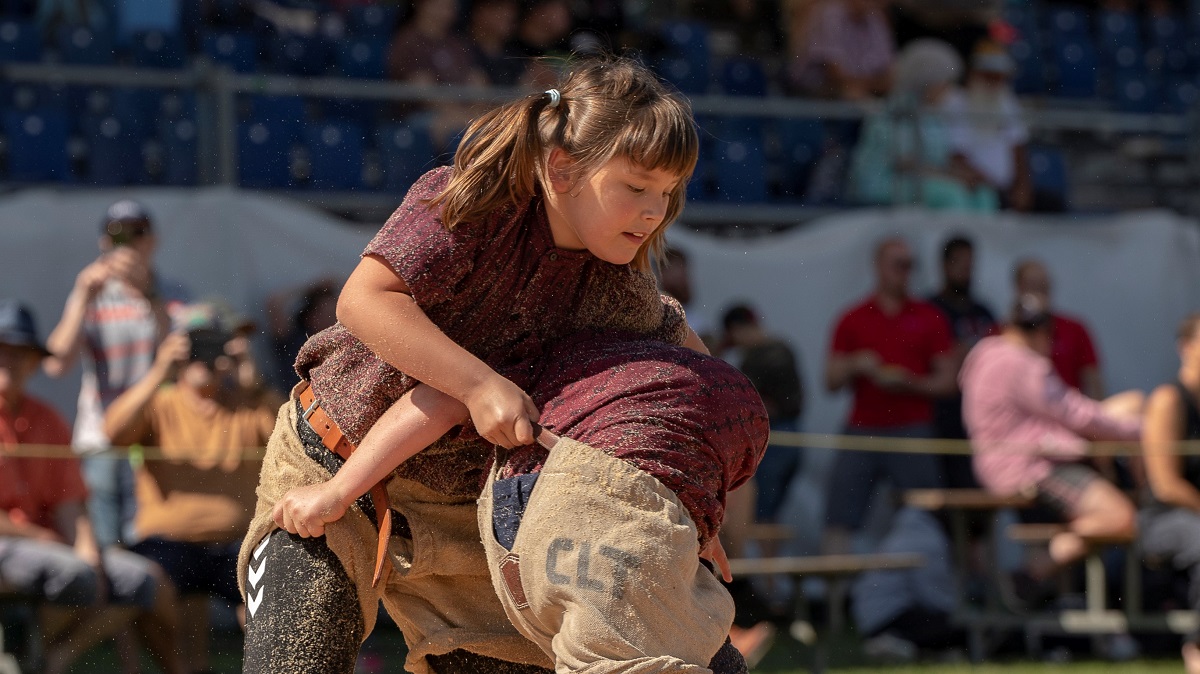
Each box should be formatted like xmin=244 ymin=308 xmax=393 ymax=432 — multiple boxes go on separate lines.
xmin=2 ymin=433 xmax=1197 ymax=459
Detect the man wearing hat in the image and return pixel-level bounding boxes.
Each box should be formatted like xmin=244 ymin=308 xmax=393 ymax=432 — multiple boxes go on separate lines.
xmin=0 ymin=299 xmax=183 ymax=674
xmin=45 ymin=200 xmax=189 ymax=553
xmin=102 ymin=301 xmax=280 ymax=674
xmin=941 ymin=40 xmax=1035 ymax=211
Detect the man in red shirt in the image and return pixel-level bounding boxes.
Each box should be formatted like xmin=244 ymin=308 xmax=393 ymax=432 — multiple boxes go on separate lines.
xmin=0 ymin=300 xmax=182 ymax=674
xmin=1014 ymin=258 xmax=1103 ymax=399
xmin=823 ymin=238 xmax=957 ymax=552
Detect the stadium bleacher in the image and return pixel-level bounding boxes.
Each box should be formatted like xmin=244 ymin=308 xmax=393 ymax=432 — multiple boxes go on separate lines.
xmin=0 ymin=1 xmax=1192 ymax=213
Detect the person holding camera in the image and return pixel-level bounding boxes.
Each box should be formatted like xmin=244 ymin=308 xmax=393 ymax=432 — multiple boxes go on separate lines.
xmin=102 ymin=303 xmax=281 ymax=673
xmin=45 ymin=200 xmax=190 ymax=552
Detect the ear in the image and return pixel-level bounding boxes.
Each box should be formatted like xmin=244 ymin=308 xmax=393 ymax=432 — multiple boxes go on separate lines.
xmin=546 ymin=148 xmax=576 ymax=194
xmin=98 ymin=236 xmax=112 ymax=252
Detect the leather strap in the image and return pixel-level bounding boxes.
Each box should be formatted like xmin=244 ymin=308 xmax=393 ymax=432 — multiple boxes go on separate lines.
xmin=296 ymin=381 xmax=391 ymax=587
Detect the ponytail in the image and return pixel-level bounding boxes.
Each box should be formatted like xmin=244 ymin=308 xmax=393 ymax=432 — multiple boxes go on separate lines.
xmin=430 ymin=54 xmax=699 ymax=271
xmin=429 ymin=90 xmax=561 ymax=229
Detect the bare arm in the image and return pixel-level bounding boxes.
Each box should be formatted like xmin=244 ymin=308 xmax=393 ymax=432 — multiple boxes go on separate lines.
xmin=45 ymin=259 xmax=110 ymax=376
xmin=338 ymin=254 xmax=538 ymax=447
xmin=826 ymin=350 xmax=878 ymax=393
xmin=899 ymin=353 xmax=959 ymax=398
xmin=683 ymin=327 xmax=711 ymax=355
xmin=273 ymin=384 xmax=468 ymax=537
xmin=103 ymin=332 xmax=189 ymax=446
xmin=1143 ymin=386 xmax=1200 ymax=511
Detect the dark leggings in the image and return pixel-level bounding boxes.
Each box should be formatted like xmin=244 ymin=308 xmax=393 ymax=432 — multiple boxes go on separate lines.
xmin=241 ymin=529 xmax=745 ymax=673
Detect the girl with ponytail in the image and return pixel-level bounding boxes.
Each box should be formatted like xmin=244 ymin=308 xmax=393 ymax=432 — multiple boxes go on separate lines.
xmin=241 ymin=54 xmax=711 ymax=673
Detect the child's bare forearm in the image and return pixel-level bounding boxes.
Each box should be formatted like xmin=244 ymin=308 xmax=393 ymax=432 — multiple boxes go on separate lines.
xmin=326 ymin=385 xmax=469 ymax=506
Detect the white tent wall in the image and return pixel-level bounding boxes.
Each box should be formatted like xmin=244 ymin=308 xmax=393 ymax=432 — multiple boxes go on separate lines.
xmin=1 ymin=187 xmax=375 ymax=418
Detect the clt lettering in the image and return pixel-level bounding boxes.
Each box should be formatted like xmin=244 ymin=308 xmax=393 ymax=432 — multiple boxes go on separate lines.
xmin=545 ymin=537 xmax=640 ymax=599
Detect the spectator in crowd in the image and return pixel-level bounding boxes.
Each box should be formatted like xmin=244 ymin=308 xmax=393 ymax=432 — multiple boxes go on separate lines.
xmin=720 ymin=303 xmax=805 ymax=524
xmin=850 ymin=38 xmax=998 ymax=211
xmin=45 ymin=200 xmax=188 ymax=551
xmin=960 ymin=294 xmax=1141 ymax=584
xmin=386 ymin=0 xmax=488 ymax=144
xmin=1014 ymin=258 xmax=1105 ymax=399
xmin=942 ymin=41 xmax=1034 ymax=211
xmin=468 ymin=0 xmax=524 ymax=86
xmin=693 ymin=0 xmax=784 ymax=59
xmin=1138 ymin=313 xmax=1200 ymax=674
xmin=265 ymin=278 xmax=340 ymax=392
xmin=823 ymin=237 xmax=957 ymax=553
xmin=512 ymin=0 xmax=575 ymax=87
xmin=786 ymin=0 xmax=895 ymax=100
xmin=658 ymin=246 xmax=716 ymax=345
xmin=103 ymin=303 xmax=280 ymax=674
xmin=0 ymin=300 xmax=182 ymax=674
xmin=928 ymin=235 xmax=997 ymax=487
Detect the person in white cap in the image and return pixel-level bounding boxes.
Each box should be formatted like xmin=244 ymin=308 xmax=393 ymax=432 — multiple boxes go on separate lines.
xmin=941 ymin=39 xmax=1035 ymax=211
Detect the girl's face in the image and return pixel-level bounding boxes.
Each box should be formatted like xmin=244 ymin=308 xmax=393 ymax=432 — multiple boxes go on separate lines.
xmin=545 ymin=151 xmax=680 ymax=265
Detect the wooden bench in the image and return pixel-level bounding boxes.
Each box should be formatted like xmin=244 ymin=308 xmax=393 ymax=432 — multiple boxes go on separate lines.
xmin=727 ymin=553 xmax=925 ymax=673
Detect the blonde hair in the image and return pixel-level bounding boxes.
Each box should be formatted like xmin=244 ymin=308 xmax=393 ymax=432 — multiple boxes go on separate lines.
xmin=430 ymin=54 xmax=699 ymax=271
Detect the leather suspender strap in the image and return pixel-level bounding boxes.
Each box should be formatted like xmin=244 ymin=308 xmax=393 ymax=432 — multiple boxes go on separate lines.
xmin=296 ymin=381 xmax=391 ymax=587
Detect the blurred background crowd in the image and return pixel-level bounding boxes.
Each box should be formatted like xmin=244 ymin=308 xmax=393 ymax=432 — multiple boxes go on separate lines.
xmin=3 ymin=0 xmax=1200 ymax=673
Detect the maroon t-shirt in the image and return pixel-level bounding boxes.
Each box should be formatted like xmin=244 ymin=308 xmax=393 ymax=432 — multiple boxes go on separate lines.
xmin=296 ymin=167 xmax=688 ymax=497
xmin=501 ymin=332 xmax=770 ymax=548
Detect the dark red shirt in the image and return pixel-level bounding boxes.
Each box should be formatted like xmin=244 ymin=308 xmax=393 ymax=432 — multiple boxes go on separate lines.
xmin=830 ymin=296 xmax=954 ymax=428
xmin=296 ymin=167 xmax=687 ymax=498
xmin=0 ymin=396 xmax=88 ymax=531
xmin=1050 ymin=313 xmax=1099 ymax=391
xmin=501 ymin=332 xmax=770 ymax=548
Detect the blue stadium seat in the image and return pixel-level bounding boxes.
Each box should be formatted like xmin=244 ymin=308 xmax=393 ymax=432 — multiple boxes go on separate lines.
xmin=131 ymin=30 xmax=186 ymax=68
xmin=1111 ymin=69 xmax=1159 ymax=113
xmin=721 ymin=56 xmax=767 ymax=97
xmin=1161 ymin=76 xmax=1199 ymax=113
xmin=656 ymin=21 xmax=710 ymax=94
xmin=1010 ymin=37 xmax=1045 ymax=94
xmin=86 ymin=114 xmax=143 ymax=185
xmin=713 ymin=121 xmax=766 ymax=203
xmin=159 ymin=115 xmax=198 ymax=185
xmin=245 ymin=94 xmax=305 ymax=144
xmin=114 ymin=0 xmax=180 ymax=46
xmin=346 ymin=4 xmax=401 ymax=37
xmin=1045 ymin=5 xmax=1090 ymax=39
xmin=1029 ymin=145 xmax=1068 ymax=207
xmin=335 ymin=37 xmax=387 ymax=79
xmin=1 ymin=0 xmax=34 ymax=18
xmin=0 ymin=19 xmax=39 ymax=62
xmin=108 ymin=87 xmax=158 ymax=140
xmin=1095 ymin=10 xmax=1140 ymax=71
xmin=202 ymin=30 xmax=258 ymax=73
xmin=1002 ymin=2 xmax=1039 ymax=42
xmin=774 ymin=118 xmax=825 ymax=201
xmin=305 ymin=122 xmax=365 ymax=191
xmin=4 ymin=109 xmax=69 ymax=181
xmin=377 ymin=122 xmax=435 ymax=194
xmin=270 ymin=33 xmax=329 ymax=76
xmin=57 ymin=24 xmax=115 ymax=64
xmin=1052 ymin=37 xmax=1098 ymax=98
xmin=238 ymin=120 xmax=294 ymax=188
xmin=1148 ymin=14 xmax=1192 ymax=74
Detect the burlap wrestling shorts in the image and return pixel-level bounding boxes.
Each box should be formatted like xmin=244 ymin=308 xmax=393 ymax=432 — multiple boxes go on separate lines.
xmin=478 ymin=435 xmax=736 ymax=674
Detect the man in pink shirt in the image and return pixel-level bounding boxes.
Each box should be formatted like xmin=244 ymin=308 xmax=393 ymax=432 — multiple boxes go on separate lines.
xmin=961 ymin=294 xmax=1141 ymax=568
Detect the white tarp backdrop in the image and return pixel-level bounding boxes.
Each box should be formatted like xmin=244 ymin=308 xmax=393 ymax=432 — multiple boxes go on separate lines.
xmin=3 ymin=189 xmax=1199 ymax=553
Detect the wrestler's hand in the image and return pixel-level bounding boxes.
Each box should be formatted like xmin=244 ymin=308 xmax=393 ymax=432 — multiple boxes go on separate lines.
xmin=464 ymin=374 xmax=541 ymax=449
xmin=272 ymin=482 xmax=352 ymax=538
xmin=701 ymin=537 xmax=733 ymax=583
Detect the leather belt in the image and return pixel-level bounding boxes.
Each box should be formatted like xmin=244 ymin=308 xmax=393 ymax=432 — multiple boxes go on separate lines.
xmin=296 ymin=381 xmax=392 ymax=588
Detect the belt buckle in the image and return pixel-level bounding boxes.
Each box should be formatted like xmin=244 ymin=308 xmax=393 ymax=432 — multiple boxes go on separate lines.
xmin=302 ymin=395 xmax=320 ymax=422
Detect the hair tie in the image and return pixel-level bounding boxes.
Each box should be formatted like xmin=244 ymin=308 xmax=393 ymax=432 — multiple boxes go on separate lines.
xmin=544 ymin=88 xmax=561 ymax=108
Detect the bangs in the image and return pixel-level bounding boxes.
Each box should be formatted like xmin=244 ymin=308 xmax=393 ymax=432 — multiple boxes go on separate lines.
xmin=611 ymin=97 xmax=699 ymax=182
